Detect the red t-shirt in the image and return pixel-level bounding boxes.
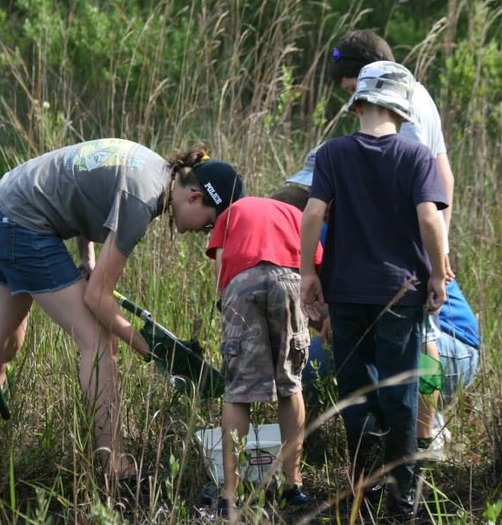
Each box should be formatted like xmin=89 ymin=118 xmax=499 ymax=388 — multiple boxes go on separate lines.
xmin=206 ymin=196 xmax=323 ymax=292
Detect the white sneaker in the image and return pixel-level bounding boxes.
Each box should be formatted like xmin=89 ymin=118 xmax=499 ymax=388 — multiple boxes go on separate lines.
xmin=429 ymin=412 xmax=451 ymax=459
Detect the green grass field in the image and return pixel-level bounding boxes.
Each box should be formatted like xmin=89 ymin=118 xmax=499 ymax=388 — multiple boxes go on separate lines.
xmin=0 ymin=1 xmax=501 ymax=523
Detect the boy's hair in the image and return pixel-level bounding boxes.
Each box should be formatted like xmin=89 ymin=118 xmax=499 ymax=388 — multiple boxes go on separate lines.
xmin=331 ymin=29 xmax=395 ymax=85
xmin=270 ymin=185 xmax=310 ymax=211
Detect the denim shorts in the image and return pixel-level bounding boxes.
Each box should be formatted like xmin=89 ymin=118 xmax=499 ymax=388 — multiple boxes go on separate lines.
xmin=0 ymin=213 xmax=81 ymax=295
xmin=437 ymin=332 xmax=480 ymax=404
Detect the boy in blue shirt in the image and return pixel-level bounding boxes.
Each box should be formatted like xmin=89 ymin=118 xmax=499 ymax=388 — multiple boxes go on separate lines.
xmin=437 ymin=280 xmax=480 ymax=401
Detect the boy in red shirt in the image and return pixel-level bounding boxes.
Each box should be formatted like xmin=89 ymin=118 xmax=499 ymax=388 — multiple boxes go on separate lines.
xmin=206 ymin=194 xmax=322 ymax=516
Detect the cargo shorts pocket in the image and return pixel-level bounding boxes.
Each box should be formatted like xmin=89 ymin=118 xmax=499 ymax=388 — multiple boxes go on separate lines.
xmin=290 ymin=331 xmax=310 ymax=375
xmin=221 ymin=338 xmax=241 ymax=383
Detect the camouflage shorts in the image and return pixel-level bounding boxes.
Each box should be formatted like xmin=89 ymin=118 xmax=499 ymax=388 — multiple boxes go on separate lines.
xmin=220 ymin=263 xmax=310 ymax=403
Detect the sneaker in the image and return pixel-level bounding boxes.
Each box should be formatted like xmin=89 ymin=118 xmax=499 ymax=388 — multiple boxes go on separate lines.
xmin=429 ymin=412 xmax=451 ymax=460
xmin=217 ymin=497 xmax=230 ymax=518
xmin=385 ymin=485 xmax=417 ymax=524
xmin=200 ymin=482 xmax=218 ymax=506
xmin=282 ymin=484 xmax=311 ymax=506
xmin=417 ymin=437 xmax=433 ymax=450
xmin=342 ymin=482 xmax=385 ymax=522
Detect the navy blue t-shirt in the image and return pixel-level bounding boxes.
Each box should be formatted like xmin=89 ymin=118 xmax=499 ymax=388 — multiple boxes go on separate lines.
xmin=310 ymin=132 xmax=448 ymax=306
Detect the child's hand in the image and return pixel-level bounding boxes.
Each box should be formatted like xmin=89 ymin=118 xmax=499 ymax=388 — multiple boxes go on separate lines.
xmin=301 ymin=274 xmax=325 ymax=320
xmin=427 ymin=276 xmax=446 ymax=312
xmin=78 ymin=261 xmax=94 ymax=280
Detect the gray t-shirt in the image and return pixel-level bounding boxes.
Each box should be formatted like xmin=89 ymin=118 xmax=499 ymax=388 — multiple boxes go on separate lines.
xmin=400 ymin=82 xmax=449 ymax=254
xmin=0 ymin=138 xmax=171 ymax=255
xmin=400 ymin=82 xmax=447 ymax=157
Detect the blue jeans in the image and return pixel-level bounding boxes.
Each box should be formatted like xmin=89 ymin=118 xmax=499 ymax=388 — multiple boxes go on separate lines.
xmin=329 ymin=303 xmax=423 ymax=492
xmin=0 ymin=213 xmax=81 ymax=295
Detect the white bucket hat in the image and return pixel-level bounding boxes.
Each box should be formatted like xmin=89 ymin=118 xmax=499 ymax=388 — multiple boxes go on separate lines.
xmin=347 ymin=60 xmax=416 ymax=122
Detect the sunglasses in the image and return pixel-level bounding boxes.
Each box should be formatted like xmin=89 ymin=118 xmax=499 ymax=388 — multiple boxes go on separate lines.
xmin=331 ymin=48 xmax=365 ymax=63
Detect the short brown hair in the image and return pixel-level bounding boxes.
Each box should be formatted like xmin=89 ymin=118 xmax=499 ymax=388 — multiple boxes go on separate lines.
xmin=270 ymin=185 xmax=310 ymax=211
xmin=330 ymin=30 xmax=395 ymax=85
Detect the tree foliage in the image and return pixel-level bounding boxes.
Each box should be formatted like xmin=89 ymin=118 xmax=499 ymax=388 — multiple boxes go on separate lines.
xmin=0 ymin=0 xmax=499 ymax=172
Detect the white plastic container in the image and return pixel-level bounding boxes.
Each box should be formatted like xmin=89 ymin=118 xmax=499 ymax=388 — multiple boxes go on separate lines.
xmin=195 ymin=423 xmax=282 ymax=484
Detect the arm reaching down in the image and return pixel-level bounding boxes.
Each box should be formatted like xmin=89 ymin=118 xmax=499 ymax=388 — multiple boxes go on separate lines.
xmin=76 ymin=236 xmax=96 ymax=280
xmin=436 ymin=152 xmax=454 ymax=233
xmin=300 ymin=198 xmax=327 ymax=320
xmin=417 ymin=202 xmax=447 ymax=312
xmin=83 ymin=232 xmax=150 ymax=357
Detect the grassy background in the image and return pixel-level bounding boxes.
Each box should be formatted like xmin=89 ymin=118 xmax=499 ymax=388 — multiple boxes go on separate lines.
xmin=0 ymin=0 xmax=501 ymax=523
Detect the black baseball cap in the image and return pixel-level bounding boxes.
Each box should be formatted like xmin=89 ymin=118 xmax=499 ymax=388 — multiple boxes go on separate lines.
xmin=193 ymin=159 xmax=245 ymax=216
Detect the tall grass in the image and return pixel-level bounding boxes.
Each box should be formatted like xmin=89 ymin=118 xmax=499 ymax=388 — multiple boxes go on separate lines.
xmin=0 ymin=0 xmax=501 ymax=523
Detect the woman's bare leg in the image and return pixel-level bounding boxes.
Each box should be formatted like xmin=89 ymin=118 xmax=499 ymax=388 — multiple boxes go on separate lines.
xmin=35 ymin=280 xmax=134 ymax=477
xmin=0 ymin=285 xmax=32 ymax=386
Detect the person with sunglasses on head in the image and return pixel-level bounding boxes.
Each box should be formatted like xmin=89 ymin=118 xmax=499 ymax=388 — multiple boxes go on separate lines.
xmin=301 ymin=61 xmax=448 ymax=522
xmin=0 ymin=138 xmax=243 ymax=480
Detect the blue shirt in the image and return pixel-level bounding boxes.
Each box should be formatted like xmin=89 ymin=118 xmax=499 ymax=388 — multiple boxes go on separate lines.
xmin=310 ymin=132 xmax=448 ymax=306
xmin=439 ymin=280 xmax=480 ymax=348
